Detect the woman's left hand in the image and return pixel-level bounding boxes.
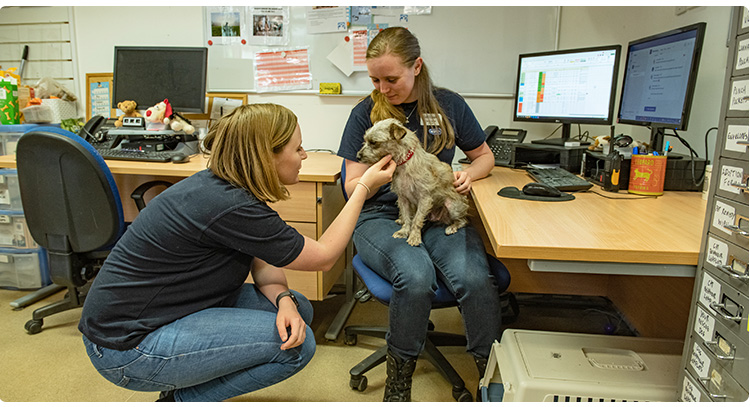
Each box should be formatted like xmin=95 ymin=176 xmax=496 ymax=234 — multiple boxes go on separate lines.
xmin=276 ymin=304 xmax=307 ymax=350
xmin=453 ymin=171 xmax=472 ymax=195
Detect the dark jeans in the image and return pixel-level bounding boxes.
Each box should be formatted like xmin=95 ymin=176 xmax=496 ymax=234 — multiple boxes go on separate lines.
xmin=353 ymin=203 xmax=502 ymax=360
xmin=83 ymin=285 xmax=315 ymax=402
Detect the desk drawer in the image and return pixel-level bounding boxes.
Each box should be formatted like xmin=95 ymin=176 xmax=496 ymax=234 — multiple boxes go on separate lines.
xmin=715 ymin=157 xmax=749 ymax=204
xmin=709 ymin=196 xmax=749 ymax=248
xmin=686 ymin=328 xmax=748 ymax=391
xmin=696 ymin=271 xmax=749 ymax=344
xmin=703 ymin=234 xmax=748 ymax=293
xmin=269 ymin=182 xmax=317 ymax=223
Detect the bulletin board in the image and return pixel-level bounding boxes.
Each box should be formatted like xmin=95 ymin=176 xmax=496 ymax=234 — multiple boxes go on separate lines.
xmin=205 ymin=6 xmax=559 ymax=96
xmin=85 ymin=73 xmax=115 ymax=120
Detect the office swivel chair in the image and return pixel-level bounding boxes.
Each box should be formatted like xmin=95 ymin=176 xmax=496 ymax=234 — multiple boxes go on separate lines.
xmin=339 ymin=161 xmax=516 ymax=402
xmin=15 ymin=126 xmax=170 ymax=334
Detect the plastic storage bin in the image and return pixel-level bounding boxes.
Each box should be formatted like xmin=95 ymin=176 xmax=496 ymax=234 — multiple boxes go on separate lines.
xmin=480 ymin=329 xmax=683 ymax=402
xmin=0 ymin=210 xmax=37 ymax=248
xmin=0 ymin=169 xmax=22 ymax=211
xmin=0 ymin=123 xmax=61 ymax=156
xmin=0 ymin=247 xmax=50 ymax=290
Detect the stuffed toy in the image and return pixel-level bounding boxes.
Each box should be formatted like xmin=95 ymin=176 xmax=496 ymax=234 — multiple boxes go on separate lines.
xmin=587 ymin=135 xmax=610 ymax=151
xmin=114 ymin=100 xmax=141 ymax=127
xmin=145 ymin=99 xmax=195 ymax=134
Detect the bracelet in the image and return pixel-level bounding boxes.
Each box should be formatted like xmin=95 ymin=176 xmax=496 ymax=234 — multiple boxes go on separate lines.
xmin=356 ymin=181 xmax=371 ymax=194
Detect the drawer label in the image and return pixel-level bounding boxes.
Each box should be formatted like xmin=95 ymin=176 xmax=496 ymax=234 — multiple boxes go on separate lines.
xmin=738 ymin=38 xmax=749 ymax=71
xmin=725 ymin=124 xmax=749 ymax=153
xmin=730 ymin=79 xmax=748 ymax=111
xmin=0 ymin=189 xmax=9 ymax=206
xmin=706 ymin=236 xmax=729 ymax=269
xmin=695 ymin=306 xmax=716 ymax=342
xmin=681 ymin=376 xmax=701 ymax=402
xmin=699 ymin=273 xmax=721 ymax=309
xmin=712 ymin=200 xmax=736 ymax=236
xmin=719 ymin=164 xmax=745 ymax=194
xmin=690 ymin=342 xmax=710 ymax=379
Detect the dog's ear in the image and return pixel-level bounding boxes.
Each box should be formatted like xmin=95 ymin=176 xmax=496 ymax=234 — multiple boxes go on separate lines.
xmin=389 ymin=121 xmax=408 ymax=141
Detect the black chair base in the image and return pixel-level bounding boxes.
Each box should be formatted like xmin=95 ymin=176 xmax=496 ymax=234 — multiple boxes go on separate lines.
xmin=25 ymin=283 xmax=89 ymax=335
xmin=344 ymin=324 xmax=474 ymax=402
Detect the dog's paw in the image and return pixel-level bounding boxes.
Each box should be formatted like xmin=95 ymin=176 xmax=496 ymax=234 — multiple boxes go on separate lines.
xmin=395 ymin=218 xmax=404 ymax=225
xmin=406 ymin=235 xmax=422 ymax=246
xmin=445 ymin=225 xmax=459 ymax=235
xmin=393 ymin=228 xmax=409 ymax=239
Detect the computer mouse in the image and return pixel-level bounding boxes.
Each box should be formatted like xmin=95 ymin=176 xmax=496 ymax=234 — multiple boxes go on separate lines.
xmin=522 ymin=182 xmax=562 ymax=197
xmin=170 ymin=153 xmax=190 ymax=164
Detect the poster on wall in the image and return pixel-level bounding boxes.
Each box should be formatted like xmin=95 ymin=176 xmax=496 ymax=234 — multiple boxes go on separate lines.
xmin=254 ymin=47 xmax=312 ymax=92
xmin=205 ymin=6 xmax=246 ymax=45
xmin=248 ymin=6 xmax=290 ymax=46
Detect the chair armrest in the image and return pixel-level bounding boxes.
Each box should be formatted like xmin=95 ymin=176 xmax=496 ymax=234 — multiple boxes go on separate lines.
xmin=131 ymin=181 xmax=173 ymax=211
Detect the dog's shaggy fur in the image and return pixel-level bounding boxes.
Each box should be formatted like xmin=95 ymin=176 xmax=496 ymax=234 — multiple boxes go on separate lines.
xmin=357 ymin=118 xmax=469 ymax=246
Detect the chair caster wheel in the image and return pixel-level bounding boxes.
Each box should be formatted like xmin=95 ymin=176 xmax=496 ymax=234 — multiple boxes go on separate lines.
xmin=453 ymin=387 xmax=472 ymax=402
xmin=350 ymin=375 xmax=368 ymax=392
xmin=344 ymin=333 xmax=357 ymax=346
xmin=25 ymin=319 xmax=43 ymax=334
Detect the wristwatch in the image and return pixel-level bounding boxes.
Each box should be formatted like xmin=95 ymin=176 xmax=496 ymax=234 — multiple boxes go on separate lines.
xmin=275 ymin=290 xmax=299 ymax=308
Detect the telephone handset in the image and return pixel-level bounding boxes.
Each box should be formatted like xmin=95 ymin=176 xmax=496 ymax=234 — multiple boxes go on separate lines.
xmin=487 ymin=127 xmax=527 ymax=167
xmin=79 ymin=115 xmax=107 ymax=143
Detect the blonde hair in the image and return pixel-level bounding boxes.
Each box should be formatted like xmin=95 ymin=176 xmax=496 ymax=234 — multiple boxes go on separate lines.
xmin=366 ymin=26 xmax=455 ymax=154
xmin=202 ymin=103 xmax=297 ymax=202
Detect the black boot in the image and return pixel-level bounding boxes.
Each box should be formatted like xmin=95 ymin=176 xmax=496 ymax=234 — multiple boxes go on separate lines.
xmin=156 ymin=390 xmax=175 ymax=402
xmin=383 ymin=348 xmax=417 ymax=402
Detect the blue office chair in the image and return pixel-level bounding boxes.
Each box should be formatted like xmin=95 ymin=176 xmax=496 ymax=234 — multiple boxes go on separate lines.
xmin=339 ymin=160 xmax=516 ymax=402
xmin=15 ymin=126 xmax=170 ymax=334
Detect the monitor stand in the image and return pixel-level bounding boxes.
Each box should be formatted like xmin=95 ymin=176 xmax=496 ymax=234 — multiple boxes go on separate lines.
xmin=531 ymin=123 xmax=590 ymax=146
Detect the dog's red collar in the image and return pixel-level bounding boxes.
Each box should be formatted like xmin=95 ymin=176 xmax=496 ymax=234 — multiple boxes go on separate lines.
xmin=396 ymin=150 xmax=414 ymax=166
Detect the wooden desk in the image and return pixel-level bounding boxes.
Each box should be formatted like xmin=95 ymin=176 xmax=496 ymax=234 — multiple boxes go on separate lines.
xmin=0 ymin=151 xmax=346 ymax=302
xmin=470 ymin=166 xmax=708 ymax=339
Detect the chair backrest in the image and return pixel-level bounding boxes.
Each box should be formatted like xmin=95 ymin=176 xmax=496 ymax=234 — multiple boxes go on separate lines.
xmin=16 ymin=127 xmax=124 ymax=256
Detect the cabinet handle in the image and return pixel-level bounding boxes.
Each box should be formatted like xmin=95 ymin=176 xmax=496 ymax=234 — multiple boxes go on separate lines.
xmin=703 ymin=339 xmax=736 ymax=360
xmin=737 ymin=140 xmax=749 ymax=146
xmin=708 ymin=392 xmax=728 ymax=400
xmin=709 ymin=302 xmax=743 ymax=322
xmin=724 ymin=224 xmax=749 ymax=237
xmin=718 ymin=265 xmax=749 ymax=281
xmin=729 ymin=181 xmax=749 ymax=192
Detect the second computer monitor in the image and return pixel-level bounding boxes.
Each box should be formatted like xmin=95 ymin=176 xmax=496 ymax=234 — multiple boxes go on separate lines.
xmin=513 ymin=45 xmax=621 ymax=146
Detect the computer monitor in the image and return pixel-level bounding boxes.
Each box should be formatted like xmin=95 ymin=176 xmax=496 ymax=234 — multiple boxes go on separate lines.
xmin=617 ymin=22 xmax=706 ymax=153
xmin=112 ymin=46 xmax=208 ymax=114
xmin=513 ymin=45 xmax=621 ymax=146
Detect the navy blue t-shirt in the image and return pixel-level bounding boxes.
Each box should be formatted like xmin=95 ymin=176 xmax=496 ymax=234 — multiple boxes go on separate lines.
xmin=337 ymin=88 xmax=485 ymax=204
xmin=78 ymin=169 xmax=305 ymax=350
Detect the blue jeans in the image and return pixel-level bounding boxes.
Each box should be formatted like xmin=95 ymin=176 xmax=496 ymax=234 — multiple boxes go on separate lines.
xmin=82 ymin=284 xmax=315 ymax=402
xmin=353 ymin=203 xmax=502 ymax=360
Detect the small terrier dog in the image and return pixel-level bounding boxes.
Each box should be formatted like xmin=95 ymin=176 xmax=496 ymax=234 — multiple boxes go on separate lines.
xmin=357 ymin=118 xmax=469 ymax=246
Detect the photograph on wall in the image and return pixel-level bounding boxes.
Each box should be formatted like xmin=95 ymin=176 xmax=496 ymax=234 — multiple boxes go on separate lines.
xmin=205 ymin=7 xmax=246 ymax=45
xmin=248 ymin=6 xmax=290 ymax=46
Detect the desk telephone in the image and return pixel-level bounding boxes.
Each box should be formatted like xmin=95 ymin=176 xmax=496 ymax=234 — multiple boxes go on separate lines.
xmin=486 ymin=126 xmax=527 ymax=166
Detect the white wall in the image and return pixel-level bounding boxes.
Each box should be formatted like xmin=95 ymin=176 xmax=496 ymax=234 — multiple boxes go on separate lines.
xmin=70 ymin=6 xmax=733 ymax=160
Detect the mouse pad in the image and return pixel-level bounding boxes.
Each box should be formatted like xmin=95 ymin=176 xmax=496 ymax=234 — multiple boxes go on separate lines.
xmin=497 ymin=186 xmax=575 ymax=201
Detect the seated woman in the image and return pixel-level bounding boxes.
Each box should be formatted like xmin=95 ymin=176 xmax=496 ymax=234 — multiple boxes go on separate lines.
xmin=78 ymin=103 xmax=395 ymax=402
xmin=337 ymin=27 xmax=504 ymax=402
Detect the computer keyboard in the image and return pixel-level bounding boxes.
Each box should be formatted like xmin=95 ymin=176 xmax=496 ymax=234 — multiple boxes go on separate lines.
xmin=526 ymin=167 xmax=593 ymax=192
xmin=95 ymin=148 xmax=176 ymax=163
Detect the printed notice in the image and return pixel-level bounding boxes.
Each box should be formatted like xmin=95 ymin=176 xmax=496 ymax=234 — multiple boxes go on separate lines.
xmin=306 ymin=6 xmax=349 ymax=34
xmin=90 ymin=81 xmax=111 ymax=118
xmin=725 ymin=124 xmax=749 ymax=153
xmin=352 ymin=29 xmax=368 ymax=71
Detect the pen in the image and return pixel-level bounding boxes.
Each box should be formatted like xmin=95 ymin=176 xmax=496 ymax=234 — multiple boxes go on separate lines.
xmin=663 ymin=140 xmax=670 ymax=157
xmin=18 ymin=45 xmax=28 ymax=81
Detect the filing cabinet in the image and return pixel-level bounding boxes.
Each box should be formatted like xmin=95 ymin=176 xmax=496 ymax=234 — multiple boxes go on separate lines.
xmin=678 ymin=6 xmax=749 ymax=402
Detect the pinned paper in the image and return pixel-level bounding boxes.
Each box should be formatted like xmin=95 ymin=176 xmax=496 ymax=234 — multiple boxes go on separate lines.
xmin=327 ymin=39 xmax=354 ymax=77
xmin=254 ymin=47 xmax=312 ymax=92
